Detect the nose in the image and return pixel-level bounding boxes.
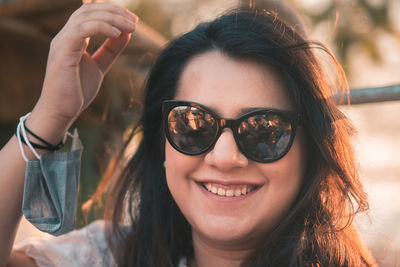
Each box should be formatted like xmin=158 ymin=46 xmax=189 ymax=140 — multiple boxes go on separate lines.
xmin=204 ymin=129 xmax=248 ymax=171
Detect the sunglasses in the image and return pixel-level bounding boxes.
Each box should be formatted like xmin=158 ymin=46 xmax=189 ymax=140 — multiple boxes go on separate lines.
xmin=162 ymin=100 xmax=301 ymax=163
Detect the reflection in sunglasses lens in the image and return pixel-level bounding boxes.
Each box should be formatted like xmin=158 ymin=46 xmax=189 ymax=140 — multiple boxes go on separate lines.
xmin=168 ymin=106 xmax=217 ymax=153
xmin=237 ymin=113 xmax=292 ymax=161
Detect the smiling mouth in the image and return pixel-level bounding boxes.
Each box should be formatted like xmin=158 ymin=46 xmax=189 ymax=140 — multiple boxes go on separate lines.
xmin=200 ymin=183 xmax=258 ymax=197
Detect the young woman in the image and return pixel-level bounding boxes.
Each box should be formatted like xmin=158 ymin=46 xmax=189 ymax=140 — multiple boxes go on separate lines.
xmin=1 ymin=2 xmax=377 ymax=267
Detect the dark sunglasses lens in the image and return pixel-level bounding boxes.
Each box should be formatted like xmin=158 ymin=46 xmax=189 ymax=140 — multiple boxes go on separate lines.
xmin=237 ymin=113 xmax=293 ymax=161
xmin=167 ymin=106 xmax=218 ymax=154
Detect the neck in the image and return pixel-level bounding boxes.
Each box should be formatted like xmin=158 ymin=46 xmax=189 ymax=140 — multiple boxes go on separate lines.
xmin=190 ymin=230 xmax=256 ymax=267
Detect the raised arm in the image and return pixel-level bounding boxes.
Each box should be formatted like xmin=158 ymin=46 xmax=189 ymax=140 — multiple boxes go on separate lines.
xmin=0 ymin=3 xmax=138 ymax=266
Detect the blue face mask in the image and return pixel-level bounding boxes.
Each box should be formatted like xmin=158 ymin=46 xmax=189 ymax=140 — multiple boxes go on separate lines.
xmin=21 ymin=129 xmax=82 ymax=236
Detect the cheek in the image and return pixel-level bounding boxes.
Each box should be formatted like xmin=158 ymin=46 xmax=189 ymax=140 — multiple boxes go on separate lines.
xmin=164 ymin=141 xmax=206 ymax=228
xmin=164 ymin=141 xmax=201 ymax=196
xmin=165 ymin=141 xmax=191 ymax=178
xmin=278 ymin=129 xmax=306 ymax=190
xmin=257 ymin=129 xmax=307 ymax=218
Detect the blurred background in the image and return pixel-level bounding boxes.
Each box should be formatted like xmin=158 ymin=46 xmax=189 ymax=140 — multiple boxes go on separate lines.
xmin=0 ymin=0 xmax=399 ymax=266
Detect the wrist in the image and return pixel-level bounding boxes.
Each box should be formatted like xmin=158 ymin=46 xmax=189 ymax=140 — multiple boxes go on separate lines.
xmin=26 ymin=108 xmax=76 ymax=146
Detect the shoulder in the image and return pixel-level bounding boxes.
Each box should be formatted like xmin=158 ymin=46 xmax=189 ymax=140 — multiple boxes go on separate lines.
xmin=12 ymin=220 xmax=115 ymax=267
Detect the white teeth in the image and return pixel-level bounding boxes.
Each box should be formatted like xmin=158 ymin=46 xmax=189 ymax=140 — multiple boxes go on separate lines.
xmin=203 ymin=183 xmax=256 ymax=197
xmin=241 ymin=186 xmax=247 ymax=195
xmin=205 ymin=183 xmax=211 ymax=191
xmin=217 ymin=188 xmax=225 ymax=196
xmin=226 ymin=189 xmax=234 ymax=197
xmin=234 ymin=189 xmax=242 ymax=196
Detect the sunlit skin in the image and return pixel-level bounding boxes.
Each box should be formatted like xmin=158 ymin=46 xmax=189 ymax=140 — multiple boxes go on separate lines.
xmin=164 ymin=51 xmax=308 ymax=267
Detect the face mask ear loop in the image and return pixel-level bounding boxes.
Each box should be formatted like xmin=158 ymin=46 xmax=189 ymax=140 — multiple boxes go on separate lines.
xmin=16 ymin=113 xmax=41 ymax=161
xmin=16 ymin=119 xmax=29 ymax=162
xmin=63 ymin=131 xmax=74 ymax=143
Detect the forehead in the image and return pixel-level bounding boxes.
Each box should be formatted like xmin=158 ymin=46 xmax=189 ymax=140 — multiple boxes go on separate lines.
xmin=174 ymin=51 xmax=293 ymax=117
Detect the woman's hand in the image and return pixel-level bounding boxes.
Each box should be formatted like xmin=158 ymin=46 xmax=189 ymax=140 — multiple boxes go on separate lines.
xmin=32 ymin=2 xmax=138 ymax=127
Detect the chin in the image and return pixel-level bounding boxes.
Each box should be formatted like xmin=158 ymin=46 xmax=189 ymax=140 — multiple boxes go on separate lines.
xmin=192 ymin=214 xmax=262 ymax=247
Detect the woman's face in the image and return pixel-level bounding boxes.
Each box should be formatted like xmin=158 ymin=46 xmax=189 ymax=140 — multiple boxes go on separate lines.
xmin=165 ymin=51 xmax=307 ymax=251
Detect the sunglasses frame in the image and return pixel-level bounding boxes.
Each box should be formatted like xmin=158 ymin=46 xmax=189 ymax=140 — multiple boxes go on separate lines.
xmin=162 ymin=100 xmax=301 ymax=163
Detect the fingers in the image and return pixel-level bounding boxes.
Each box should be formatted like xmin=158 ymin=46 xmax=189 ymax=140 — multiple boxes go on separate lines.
xmin=76 ymin=10 xmax=137 ymax=34
xmin=92 ymin=32 xmax=131 ymax=74
xmin=68 ymin=2 xmax=138 ymax=35
xmin=72 ymin=2 xmax=138 ymax=23
xmin=72 ymin=19 xmax=133 ymax=41
xmin=50 ymin=3 xmax=138 ymax=67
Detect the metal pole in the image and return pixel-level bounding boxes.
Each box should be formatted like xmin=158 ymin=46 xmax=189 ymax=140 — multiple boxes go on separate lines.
xmin=338 ymin=84 xmax=400 ymax=105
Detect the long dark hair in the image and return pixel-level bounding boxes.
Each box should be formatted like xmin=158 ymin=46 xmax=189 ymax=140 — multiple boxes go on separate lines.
xmin=105 ymin=8 xmax=376 ymax=267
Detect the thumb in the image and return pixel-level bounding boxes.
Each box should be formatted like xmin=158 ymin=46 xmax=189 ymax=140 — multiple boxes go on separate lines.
xmin=92 ymin=32 xmax=132 ymax=74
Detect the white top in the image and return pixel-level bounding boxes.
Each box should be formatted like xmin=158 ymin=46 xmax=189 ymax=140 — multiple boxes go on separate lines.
xmin=14 ymin=220 xmax=188 ymax=267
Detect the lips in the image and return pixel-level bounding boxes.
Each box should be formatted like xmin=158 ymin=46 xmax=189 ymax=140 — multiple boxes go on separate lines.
xmin=199 ymin=182 xmax=259 ymax=197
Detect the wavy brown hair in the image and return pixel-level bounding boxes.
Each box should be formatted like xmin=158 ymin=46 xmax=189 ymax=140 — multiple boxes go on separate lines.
xmin=103 ymin=8 xmax=376 ymax=267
